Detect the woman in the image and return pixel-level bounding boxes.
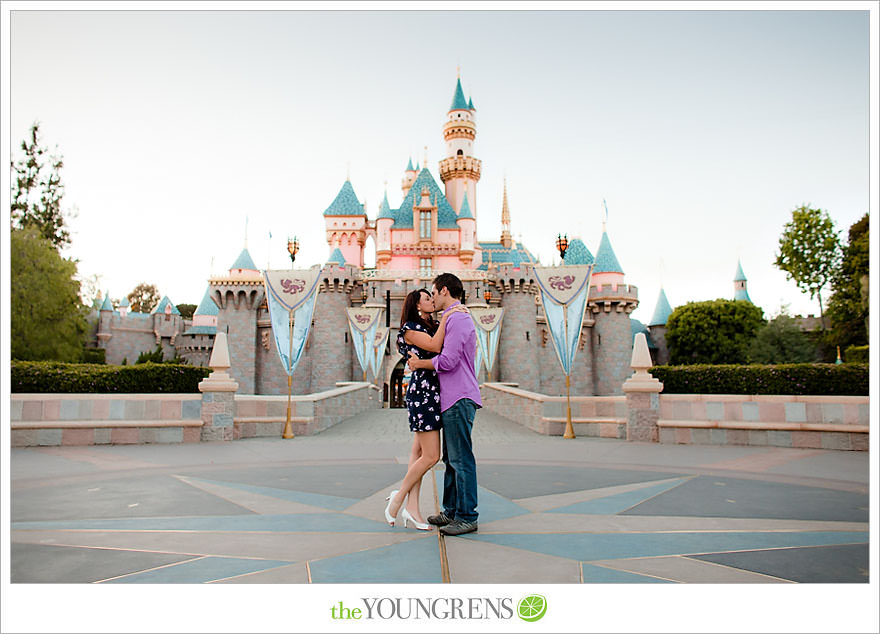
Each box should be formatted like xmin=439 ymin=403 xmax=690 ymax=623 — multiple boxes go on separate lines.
xmin=384 ymin=288 xmax=466 ymax=529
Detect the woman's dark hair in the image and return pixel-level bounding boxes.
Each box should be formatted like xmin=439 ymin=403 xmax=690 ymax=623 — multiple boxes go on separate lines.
xmin=400 ymin=288 xmax=436 ymax=331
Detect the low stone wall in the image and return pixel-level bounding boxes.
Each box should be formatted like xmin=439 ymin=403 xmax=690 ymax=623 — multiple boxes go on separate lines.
xmin=234 ymin=382 xmax=381 ymax=438
xmin=480 ymin=383 xmax=627 ymax=438
xmin=10 ymin=394 xmax=203 ymax=447
xmin=658 ymin=394 xmax=869 ymax=450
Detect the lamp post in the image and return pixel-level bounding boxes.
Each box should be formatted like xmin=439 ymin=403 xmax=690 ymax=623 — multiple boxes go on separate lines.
xmin=556 ymin=233 xmax=569 ymax=263
xmin=555 ymin=233 xmax=575 ymax=439
xmin=287 ymin=236 xmax=300 ymax=267
xmin=283 ymin=236 xmax=300 ymax=439
xmin=483 ymin=289 xmax=492 ymax=304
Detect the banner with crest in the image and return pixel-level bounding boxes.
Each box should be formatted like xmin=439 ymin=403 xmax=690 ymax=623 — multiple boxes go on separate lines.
xmin=533 ymin=265 xmax=594 ymax=376
xmin=263 ymin=269 xmax=323 ymax=376
xmin=370 ymin=326 xmax=390 ymax=380
xmin=469 ymin=307 xmax=504 ymax=377
xmin=346 ymin=307 xmax=383 ymax=378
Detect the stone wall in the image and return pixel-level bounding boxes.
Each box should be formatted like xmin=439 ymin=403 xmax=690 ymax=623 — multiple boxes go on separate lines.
xmin=497 ymin=275 xmax=539 ymax=392
xmin=658 ymin=394 xmax=869 ymax=450
xmin=10 ymin=394 xmax=203 ymax=447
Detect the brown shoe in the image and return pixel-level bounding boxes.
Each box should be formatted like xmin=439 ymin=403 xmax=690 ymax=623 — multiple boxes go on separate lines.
xmin=427 ymin=512 xmax=452 ymax=526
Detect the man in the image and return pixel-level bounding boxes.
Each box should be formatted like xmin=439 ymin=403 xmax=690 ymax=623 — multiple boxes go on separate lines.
xmin=407 ymin=272 xmax=481 ymax=536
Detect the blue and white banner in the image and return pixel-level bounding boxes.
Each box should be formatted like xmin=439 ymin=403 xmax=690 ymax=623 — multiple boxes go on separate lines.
xmin=263 ymin=269 xmax=322 ymax=376
xmin=469 ymin=307 xmax=504 ymax=376
xmin=370 ymin=326 xmax=390 ymax=380
xmin=533 ymin=265 xmax=594 ymax=376
xmin=347 ymin=307 xmax=383 ymax=378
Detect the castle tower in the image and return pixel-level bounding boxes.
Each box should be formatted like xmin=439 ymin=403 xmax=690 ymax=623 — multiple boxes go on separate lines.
xmin=734 ymin=259 xmax=752 ymax=302
xmin=309 ymin=266 xmax=356 ymax=392
xmin=323 ymin=179 xmax=367 ymax=268
xmin=118 ymin=296 xmax=130 ymax=318
xmin=375 ymin=190 xmax=394 ymax=268
xmin=590 ymin=227 xmax=639 ymax=395
xmin=439 ymin=75 xmax=481 ymax=220
xmin=500 ymin=178 xmax=512 ymax=249
xmin=647 ymin=287 xmax=673 ymax=365
xmin=456 ymin=191 xmax=476 ymax=266
xmin=212 ymin=247 xmax=264 ymax=393
xmin=97 ymin=292 xmax=114 ymax=347
xmin=401 ymin=158 xmax=418 ymax=198
xmin=496 ymin=264 xmax=540 ymax=392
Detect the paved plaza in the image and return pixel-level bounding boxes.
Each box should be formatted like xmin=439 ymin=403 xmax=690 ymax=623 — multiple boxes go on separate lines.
xmin=10 ymin=408 xmax=870 ymax=584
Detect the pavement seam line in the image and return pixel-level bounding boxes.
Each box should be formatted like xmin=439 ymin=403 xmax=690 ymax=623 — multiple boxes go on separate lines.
xmin=432 ymin=467 xmax=451 ymax=583
xmin=676 ymin=555 xmax=797 ymax=583
xmin=93 ymin=555 xmax=207 ymax=583
xmin=615 ymin=475 xmax=697 ymax=515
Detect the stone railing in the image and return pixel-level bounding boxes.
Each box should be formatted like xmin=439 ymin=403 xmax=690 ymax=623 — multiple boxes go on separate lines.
xmin=657 ymin=394 xmax=869 ymax=450
xmin=10 ymin=394 xmax=203 ymax=447
xmin=480 ymin=383 xmax=627 ymax=438
xmin=234 ymin=383 xmax=381 ymax=438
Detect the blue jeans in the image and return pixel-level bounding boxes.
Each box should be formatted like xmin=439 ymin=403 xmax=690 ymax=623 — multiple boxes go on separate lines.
xmin=440 ymin=398 xmax=478 ymax=523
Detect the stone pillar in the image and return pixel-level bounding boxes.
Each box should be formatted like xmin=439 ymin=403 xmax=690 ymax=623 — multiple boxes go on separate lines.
xmin=622 ymin=332 xmax=663 ymax=442
xmin=198 ymin=332 xmax=239 ymax=441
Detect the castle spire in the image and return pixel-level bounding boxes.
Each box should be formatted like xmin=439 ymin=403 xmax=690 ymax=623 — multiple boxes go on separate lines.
xmin=500 ymin=178 xmax=512 ymax=249
xmin=734 ymin=259 xmax=752 ymax=303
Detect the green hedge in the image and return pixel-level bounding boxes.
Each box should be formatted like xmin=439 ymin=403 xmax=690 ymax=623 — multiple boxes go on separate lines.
xmin=844 ymin=345 xmax=869 ymax=364
xmin=648 ymin=363 xmax=868 ymax=396
xmin=11 ymin=361 xmax=211 ymax=393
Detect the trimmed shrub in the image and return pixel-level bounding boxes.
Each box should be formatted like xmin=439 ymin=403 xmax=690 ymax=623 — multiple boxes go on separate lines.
xmin=81 ymin=347 xmax=106 ymax=364
xmin=11 ymin=361 xmax=211 ymax=393
xmin=844 ymin=345 xmax=869 ymax=363
xmin=648 ymin=363 xmax=868 ymax=396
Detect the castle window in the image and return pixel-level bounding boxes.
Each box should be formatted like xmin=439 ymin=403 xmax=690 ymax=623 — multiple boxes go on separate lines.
xmin=457 ymin=149 xmax=463 ymax=156
xmin=420 ymin=258 xmax=433 ymax=275
xmin=420 ymin=211 xmax=432 ymax=239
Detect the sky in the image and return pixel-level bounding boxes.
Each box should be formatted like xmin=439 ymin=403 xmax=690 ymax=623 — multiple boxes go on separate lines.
xmin=4 ymin=6 xmax=875 ymax=324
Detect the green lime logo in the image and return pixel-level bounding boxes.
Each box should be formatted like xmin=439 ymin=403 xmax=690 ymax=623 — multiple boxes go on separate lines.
xmin=517 ymin=594 xmax=547 ymax=622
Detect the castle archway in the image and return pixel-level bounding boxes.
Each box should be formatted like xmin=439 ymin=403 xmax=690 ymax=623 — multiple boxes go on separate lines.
xmin=389 ymin=358 xmax=407 ymax=409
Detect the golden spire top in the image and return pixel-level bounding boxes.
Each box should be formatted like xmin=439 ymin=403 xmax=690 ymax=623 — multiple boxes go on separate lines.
xmin=457 ymin=64 xmax=461 ymax=79
xmin=423 ymin=145 xmax=428 ymax=169
xmin=500 ymin=178 xmax=512 ymax=249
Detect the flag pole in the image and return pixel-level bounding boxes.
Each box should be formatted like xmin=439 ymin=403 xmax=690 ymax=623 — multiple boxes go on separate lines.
xmin=283 ymin=312 xmax=295 ymax=439
xmin=562 ymin=303 xmax=576 ymax=439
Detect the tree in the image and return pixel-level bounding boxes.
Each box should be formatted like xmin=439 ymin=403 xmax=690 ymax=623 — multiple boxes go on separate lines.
xmin=11 ymin=227 xmax=88 ymax=361
xmin=127 ymin=283 xmax=161 ymax=313
xmin=774 ymin=205 xmax=841 ymax=328
xmin=176 ymin=303 xmax=197 ymax=320
xmin=749 ymin=310 xmax=818 ymax=364
xmin=825 ymin=213 xmax=869 ymax=350
xmin=666 ymin=299 xmax=765 ymax=365
xmin=10 ymin=122 xmax=72 ymax=249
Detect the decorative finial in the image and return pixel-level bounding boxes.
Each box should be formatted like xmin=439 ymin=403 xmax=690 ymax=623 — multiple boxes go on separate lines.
xmin=423 ymin=145 xmax=428 ymax=168
xmin=346 ymin=161 xmax=350 ymax=181
xmin=457 ymin=64 xmax=460 ymax=79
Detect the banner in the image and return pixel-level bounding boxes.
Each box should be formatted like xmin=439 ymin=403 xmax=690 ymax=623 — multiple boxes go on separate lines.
xmin=346 ymin=307 xmax=383 ymax=378
xmin=533 ymin=265 xmax=594 ymax=376
xmin=263 ymin=269 xmax=322 ymax=376
xmin=370 ymin=326 xmax=390 ymax=380
xmin=469 ymin=307 xmax=504 ymax=376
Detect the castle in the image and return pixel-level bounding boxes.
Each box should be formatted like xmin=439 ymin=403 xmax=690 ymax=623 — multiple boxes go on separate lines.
xmin=89 ymin=75 xmax=755 ymax=402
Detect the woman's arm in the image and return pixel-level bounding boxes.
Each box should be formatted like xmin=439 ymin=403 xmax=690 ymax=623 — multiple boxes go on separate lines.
xmin=403 ymin=306 xmax=468 ymax=353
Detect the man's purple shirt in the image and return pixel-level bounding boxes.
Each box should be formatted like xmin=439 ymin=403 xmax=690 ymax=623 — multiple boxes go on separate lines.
xmin=433 ymin=301 xmax=482 ymax=412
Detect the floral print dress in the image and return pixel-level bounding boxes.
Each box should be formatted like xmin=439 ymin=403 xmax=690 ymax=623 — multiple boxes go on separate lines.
xmin=397 ymin=320 xmax=443 ymax=432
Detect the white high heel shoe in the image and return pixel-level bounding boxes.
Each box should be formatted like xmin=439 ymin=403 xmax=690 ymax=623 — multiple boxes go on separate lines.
xmin=401 ymin=508 xmax=431 ymax=531
xmin=384 ymin=490 xmax=400 ymax=526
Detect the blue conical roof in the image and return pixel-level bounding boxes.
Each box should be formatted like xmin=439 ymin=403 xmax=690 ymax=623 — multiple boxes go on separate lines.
xmin=562 ymin=238 xmax=594 ymax=265
xmin=231 ymin=248 xmax=257 ymax=271
xmin=458 ymin=191 xmax=474 ymax=219
xmin=194 ymin=287 xmax=218 ymax=316
xmin=100 ymin=293 xmax=113 ymax=311
xmin=734 ymin=259 xmax=747 ymax=282
xmin=594 ymin=231 xmax=624 ymax=274
xmin=152 ymin=296 xmax=180 ymax=315
xmin=378 ymin=192 xmax=393 ymax=219
xmin=392 ymin=168 xmax=458 ymax=228
xmin=630 ymin=318 xmax=658 ymax=349
xmin=450 ymin=78 xmax=469 ymax=110
xmin=406 ymin=157 xmax=415 ymax=171
xmin=327 ymin=247 xmax=346 ymax=265
xmin=468 ymin=96 xmax=475 ymax=111
xmin=649 ymin=288 xmax=673 ymax=326
xmin=119 ymin=296 xmax=130 ymax=308
xmin=323 ymin=180 xmax=365 ymax=216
